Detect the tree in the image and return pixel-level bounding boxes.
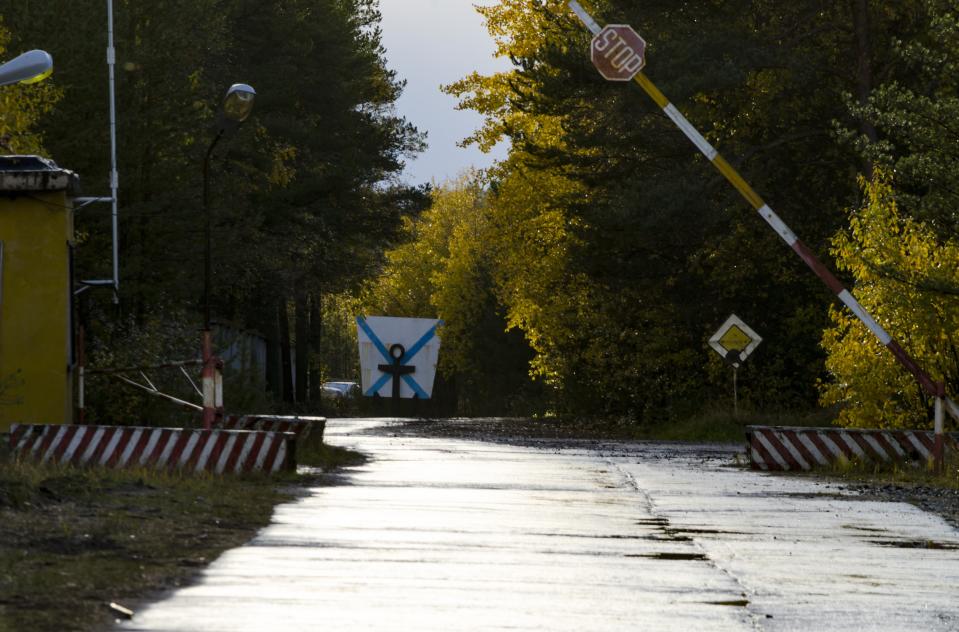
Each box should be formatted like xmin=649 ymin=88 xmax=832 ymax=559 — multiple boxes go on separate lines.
xmin=844 ymin=0 xmax=959 ymax=237
xmin=444 ymin=0 xmax=939 ymax=420
xmin=821 ymin=172 xmax=959 ymax=428
xmin=226 ymin=0 xmax=426 ymax=403
xmin=820 ymin=1 xmax=959 ymax=428
xmin=1 ymin=1 xmax=424 ymax=416
xmin=364 ymin=174 xmax=539 ymax=414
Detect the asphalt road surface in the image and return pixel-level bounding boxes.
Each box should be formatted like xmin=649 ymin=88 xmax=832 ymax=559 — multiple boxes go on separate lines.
xmin=124 ymin=418 xmax=959 ymax=631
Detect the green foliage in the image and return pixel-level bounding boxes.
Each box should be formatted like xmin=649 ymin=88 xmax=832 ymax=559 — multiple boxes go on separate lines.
xmin=82 ymin=307 xmax=201 ymax=426
xmin=843 ymin=0 xmax=959 ymax=235
xmin=318 ymin=293 xmax=362 ymax=382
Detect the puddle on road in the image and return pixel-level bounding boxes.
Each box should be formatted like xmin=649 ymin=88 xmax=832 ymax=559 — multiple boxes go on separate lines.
xmin=649 ymin=534 xmax=693 ymax=542
xmin=869 ymin=539 xmax=959 ymax=550
xmin=842 ymin=524 xmax=890 ymax=533
xmin=626 ymin=552 xmax=709 ymax=561
xmin=665 ymin=528 xmax=750 ymax=536
xmin=527 ymin=532 xmax=651 ymax=540
xmin=704 ymin=599 xmax=750 ymax=607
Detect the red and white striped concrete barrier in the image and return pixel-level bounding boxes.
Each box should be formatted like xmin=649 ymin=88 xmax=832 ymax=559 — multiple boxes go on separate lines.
xmin=218 ymin=415 xmax=325 ymax=443
xmin=8 ymin=424 xmax=295 ymax=474
xmin=747 ymin=426 xmax=959 ymax=471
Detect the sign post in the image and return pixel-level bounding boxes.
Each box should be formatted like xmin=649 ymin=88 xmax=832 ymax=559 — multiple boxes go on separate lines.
xmin=709 ymin=315 xmax=762 ymax=416
xmin=567 ymin=0 xmax=959 ymax=444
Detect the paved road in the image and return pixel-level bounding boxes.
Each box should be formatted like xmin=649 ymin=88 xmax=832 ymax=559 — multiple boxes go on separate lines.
xmin=125 ymin=418 xmax=959 ymax=631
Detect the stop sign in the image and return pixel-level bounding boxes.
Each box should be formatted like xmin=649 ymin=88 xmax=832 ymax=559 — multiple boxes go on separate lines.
xmin=591 ymin=24 xmax=646 ymax=81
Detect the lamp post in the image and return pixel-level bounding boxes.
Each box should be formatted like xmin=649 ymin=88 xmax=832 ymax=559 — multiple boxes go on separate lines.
xmin=0 ymin=50 xmax=53 ymax=87
xmin=201 ymin=83 xmax=255 ymax=430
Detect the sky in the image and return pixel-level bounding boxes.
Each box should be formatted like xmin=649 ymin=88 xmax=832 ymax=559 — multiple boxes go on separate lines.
xmin=377 ymin=0 xmax=512 ymax=185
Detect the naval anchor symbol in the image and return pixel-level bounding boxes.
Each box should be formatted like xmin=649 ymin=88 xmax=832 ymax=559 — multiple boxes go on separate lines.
xmin=378 ymin=344 xmax=416 ymax=400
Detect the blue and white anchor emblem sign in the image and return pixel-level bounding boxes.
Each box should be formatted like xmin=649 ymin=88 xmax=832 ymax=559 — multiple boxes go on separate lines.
xmin=356 ymin=316 xmax=443 ymax=399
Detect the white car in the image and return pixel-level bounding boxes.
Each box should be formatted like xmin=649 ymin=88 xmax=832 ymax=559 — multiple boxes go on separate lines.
xmin=321 ymin=381 xmax=359 ymax=399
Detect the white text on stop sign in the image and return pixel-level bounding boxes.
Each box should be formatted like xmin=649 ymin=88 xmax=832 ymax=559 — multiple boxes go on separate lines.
xmin=594 ymin=29 xmax=644 ymax=74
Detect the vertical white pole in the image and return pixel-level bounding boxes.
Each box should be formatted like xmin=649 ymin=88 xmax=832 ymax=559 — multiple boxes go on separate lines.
xmin=733 ymin=367 xmax=738 ymax=418
xmin=106 ymin=0 xmax=120 ymax=300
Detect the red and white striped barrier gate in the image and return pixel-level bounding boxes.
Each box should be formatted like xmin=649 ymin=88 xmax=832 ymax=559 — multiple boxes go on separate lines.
xmin=747 ymin=426 xmax=959 ymax=472
xmin=8 ymin=424 xmax=295 ymax=474
xmin=217 ymin=415 xmax=326 ymax=443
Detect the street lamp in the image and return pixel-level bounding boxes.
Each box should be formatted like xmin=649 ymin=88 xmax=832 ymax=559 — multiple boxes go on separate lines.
xmin=201 ymin=83 xmax=255 ymax=429
xmin=203 ymin=84 xmax=256 ymax=330
xmin=0 ymin=50 xmax=53 ymax=87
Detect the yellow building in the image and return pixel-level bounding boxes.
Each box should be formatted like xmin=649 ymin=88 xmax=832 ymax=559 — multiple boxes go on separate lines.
xmin=0 ymin=155 xmax=78 ymax=432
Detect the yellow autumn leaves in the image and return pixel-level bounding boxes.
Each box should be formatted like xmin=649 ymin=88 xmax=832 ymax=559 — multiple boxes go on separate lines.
xmin=821 ymin=171 xmax=959 ymax=428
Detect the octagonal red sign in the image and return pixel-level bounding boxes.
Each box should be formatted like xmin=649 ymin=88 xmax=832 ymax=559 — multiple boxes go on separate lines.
xmin=591 ymin=24 xmax=646 ymax=81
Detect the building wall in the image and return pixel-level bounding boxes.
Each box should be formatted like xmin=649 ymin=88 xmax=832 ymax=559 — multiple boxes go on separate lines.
xmin=0 ymin=190 xmax=73 ymax=431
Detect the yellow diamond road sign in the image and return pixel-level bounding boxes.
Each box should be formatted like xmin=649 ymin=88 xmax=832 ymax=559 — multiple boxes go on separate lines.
xmin=719 ymin=325 xmax=751 ymax=352
xmin=709 ymin=315 xmax=762 ymax=367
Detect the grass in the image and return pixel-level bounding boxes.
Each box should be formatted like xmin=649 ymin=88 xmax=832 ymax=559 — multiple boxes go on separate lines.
xmin=0 ymin=441 xmax=365 ymax=632
xmin=812 ymin=451 xmax=959 ymax=491
xmin=297 ymin=441 xmax=368 ymax=470
xmin=642 ymin=406 xmax=837 ymax=443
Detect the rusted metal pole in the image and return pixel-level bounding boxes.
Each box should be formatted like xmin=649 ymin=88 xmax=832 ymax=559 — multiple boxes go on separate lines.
xmin=202 ymin=330 xmax=216 ymax=429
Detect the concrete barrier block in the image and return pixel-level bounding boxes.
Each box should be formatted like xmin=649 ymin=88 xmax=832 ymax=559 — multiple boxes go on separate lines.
xmin=8 ymin=424 xmax=296 ymax=474
xmin=746 ymin=426 xmax=959 ymax=471
xmin=218 ymin=415 xmax=325 ymax=445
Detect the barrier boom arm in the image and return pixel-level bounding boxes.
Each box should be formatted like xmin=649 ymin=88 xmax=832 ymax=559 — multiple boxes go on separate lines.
xmin=568 ymin=1 xmax=959 ymax=421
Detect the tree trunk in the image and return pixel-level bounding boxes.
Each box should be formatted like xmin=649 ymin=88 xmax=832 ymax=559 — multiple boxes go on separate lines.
xmin=264 ymin=294 xmax=282 ymax=401
xmin=278 ymin=296 xmax=295 ymax=403
xmin=294 ymin=279 xmax=309 ymax=403
xmin=852 ymin=0 xmax=878 ymax=174
xmin=309 ymin=292 xmax=323 ymax=401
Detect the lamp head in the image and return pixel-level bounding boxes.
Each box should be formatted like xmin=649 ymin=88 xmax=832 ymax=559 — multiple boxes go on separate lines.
xmin=220 ymin=83 xmax=256 ymax=128
xmin=0 ymin=50 xmax=53 ymax=87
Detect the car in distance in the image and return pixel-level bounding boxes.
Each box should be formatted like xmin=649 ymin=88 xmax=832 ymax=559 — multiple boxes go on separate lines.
xmin=321 ymin=381 xmax=360 ymax=399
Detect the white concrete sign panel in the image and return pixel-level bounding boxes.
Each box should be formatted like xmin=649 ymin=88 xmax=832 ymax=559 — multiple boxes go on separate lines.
xmin=356 ymin=316 xmax=442 ymax=399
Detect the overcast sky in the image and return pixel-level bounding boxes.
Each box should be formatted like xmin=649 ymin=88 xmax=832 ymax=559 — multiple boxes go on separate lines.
xmin=378 ymin=0 xmax=512 ymax=186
